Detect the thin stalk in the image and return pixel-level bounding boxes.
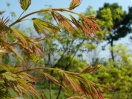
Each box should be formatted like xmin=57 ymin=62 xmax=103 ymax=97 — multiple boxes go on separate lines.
xmin=49 ymin=81 xmax=52 ymax=99
xmin=48 ymin=46 xmax=72 ymax=99
xmin=56 ymin=78 xmax=63 ymax=99
xmin=14 ymin=67 xmax=57 ymax=74
xmin=56 ymin=39 xmax=85 ymax=99
xmin=9 ymin=8 xmax=79 ymax=27
xmin=18 ymin=11 xmax=25 ymax=19
xmin=48 ymin=53 xmax=52 ymax=99
xmin=13 ymin=66 xmax=80 ymax=75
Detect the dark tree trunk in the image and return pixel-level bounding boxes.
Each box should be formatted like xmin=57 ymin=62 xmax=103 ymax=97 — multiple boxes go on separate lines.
xmin=110 ymin=39 xmax=114 ymax=61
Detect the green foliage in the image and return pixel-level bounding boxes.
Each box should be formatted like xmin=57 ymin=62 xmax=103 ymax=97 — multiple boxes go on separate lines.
xmin=94 ymin=2 xmax=132 ymax=61
xmin=69 ymin=0 xmax=81 ymax=10
xmin=0 ymin=0 xmax=104 ymax=99
xmin=6 ymin=2 xmax=10 ymax=7
xmin=19 ymin=0 xmax=31 ymax=11
xmin=110 ymin=44 xmax=132 ymax=66
xmin=99 ymin=8 xmax=113 ymax=28
xmin=96 ymin=3 xmax=131 ymax=42
xmin=84 ymin=6 xmax=96 ymax=17
xmin=84 ymin=44 xmax=132 ymax=99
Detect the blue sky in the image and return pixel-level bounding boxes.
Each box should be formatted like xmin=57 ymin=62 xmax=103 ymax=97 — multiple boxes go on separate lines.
xmin=0 ymin=0 xmax=132 ymax=17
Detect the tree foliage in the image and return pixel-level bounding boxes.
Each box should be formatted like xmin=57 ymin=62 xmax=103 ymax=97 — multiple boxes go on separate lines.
xmin=82 ymin=4 xmax=132 ymax=99
xmin=0 ymin=0 xmax=104 ymax=99
xmin=96 ymin=3 xmax=132 ymax=60
xmin=85 ymin=44 xmax=132 ymax=99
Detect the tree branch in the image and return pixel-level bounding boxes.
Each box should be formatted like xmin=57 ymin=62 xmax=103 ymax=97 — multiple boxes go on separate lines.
xmin=9 ymin=8 xmax=79 ymax=27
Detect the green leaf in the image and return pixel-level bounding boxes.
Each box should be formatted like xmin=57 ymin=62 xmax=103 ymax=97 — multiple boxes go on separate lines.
xmin=69 ymin=0 xmax=81 ymax=10
xmin=3 ymin=72 xmax=16 ymax=81
xmin=12 ymin=28 xmax=28 ymax=46
xmin=19 ymin=0 xmax=31 ymax=11
xmin=29 ymin=53 xmax=41 ymax=62
xmin=32 ymin=18 xmax=60 ymax=39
